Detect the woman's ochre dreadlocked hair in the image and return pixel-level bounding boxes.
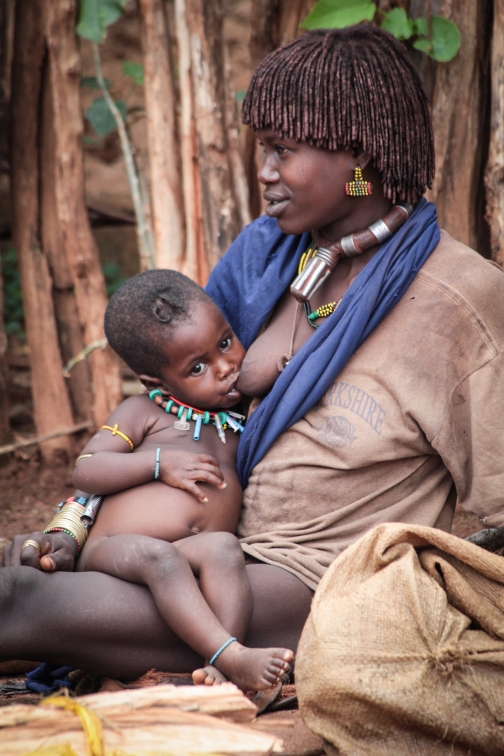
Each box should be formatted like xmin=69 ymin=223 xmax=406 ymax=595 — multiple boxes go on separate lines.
xmin=242 ymin=26 xmax=434 ymax=204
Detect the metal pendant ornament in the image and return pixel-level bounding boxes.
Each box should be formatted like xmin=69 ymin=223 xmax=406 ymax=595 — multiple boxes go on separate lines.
xmin=290 ymin=201 xmax=413 ymax=304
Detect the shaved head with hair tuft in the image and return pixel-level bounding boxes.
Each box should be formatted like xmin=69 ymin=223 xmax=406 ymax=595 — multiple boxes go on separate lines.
xmin=104 ymin=270 xmax=215 ymax=378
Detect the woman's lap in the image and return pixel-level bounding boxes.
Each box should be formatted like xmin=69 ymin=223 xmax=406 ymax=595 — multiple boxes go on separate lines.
xmin=0 ymin=561 xmax=313 ymax=680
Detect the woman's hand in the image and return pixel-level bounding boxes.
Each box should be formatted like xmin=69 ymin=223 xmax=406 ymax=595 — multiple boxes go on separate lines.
xmin=1 ymin=532 xmax=78 ymax=571
xmin=159 ymin=450 xmax=226 ymax=502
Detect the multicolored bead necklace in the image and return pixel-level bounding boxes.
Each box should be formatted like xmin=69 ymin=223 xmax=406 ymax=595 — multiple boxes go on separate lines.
xmin=297 ymin=244 xmax=343 ymax=329
xmin=148 ymin=390 xmax=245 ymax=445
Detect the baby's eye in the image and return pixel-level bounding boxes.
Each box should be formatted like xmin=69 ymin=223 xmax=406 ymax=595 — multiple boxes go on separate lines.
xmin=220 ymin=337 xmax=231 ymax=351
xmin=191 ymin=362 xmax=207 ymax=376
xmin=275 ymin=145 xmax=288 ymax=156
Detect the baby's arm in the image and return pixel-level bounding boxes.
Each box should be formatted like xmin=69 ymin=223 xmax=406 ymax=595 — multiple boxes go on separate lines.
xmin=73 ymin=397 xmax=226 ymax=501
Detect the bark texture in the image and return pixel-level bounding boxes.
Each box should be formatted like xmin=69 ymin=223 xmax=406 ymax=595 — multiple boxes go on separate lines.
xmin=0 ymin=257 xmax=10 ymax=448
xmin=411 ymin=0 xmax=492 ymax=255
xmin=46 ymin=0 xmax=122 ymax=426
xmin=175 ymin=0 xmax=207 ymax=284
xmin=41 ymin=60 xmax=94 ymax=423
xmin=10 ymin=0 xmax=74 ymax=464
xmin=138 ymin=0 xmax=185 ymax=271
xmin=245 ymin=0 xmax=309 ymax=219
xmin=485 ymin=0 xmax=504 ymax=266
xmin=185 ymin=0 xmax=244 ymax=272
xmin=0 ymin=0 xmax=14 ymax=448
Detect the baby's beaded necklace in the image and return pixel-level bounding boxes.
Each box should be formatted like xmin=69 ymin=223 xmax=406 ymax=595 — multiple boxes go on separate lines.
xmin=148 ymin=389 xmax=245 ymax=445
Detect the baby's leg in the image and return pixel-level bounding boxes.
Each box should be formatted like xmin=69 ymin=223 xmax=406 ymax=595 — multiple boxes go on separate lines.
xmin=177 ymin=532 xmax=293 ymax=689
xmin=84 ymin=534 xmax=292 ymax=690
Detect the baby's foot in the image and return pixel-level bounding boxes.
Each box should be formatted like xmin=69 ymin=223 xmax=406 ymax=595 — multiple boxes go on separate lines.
xmin=213 ymin=643 xmax=293 ymax=691
xmin=192 ymin=665 xmax=228 ymax=686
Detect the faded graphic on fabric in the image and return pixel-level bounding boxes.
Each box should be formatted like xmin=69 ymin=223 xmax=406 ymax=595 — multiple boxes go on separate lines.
xmin=320 ymin=382 xmax=386 ymax=435
xmin=314 ymin=415 xmax=357 ymax=448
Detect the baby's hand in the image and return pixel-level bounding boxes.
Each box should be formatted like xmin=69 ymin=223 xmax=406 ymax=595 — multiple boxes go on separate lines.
xmin=158 ymin=450 xmax=226 ymax=502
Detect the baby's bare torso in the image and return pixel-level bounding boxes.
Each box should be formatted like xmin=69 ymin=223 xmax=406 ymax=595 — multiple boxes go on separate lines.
xmin=80 ymin=397 xmax=242 ymax=562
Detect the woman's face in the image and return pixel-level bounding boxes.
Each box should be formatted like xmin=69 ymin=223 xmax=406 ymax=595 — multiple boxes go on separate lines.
xmin=256 ymin=129 xmax=382 ymax=240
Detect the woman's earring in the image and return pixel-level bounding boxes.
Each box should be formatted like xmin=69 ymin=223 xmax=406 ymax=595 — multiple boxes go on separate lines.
xmin=345 ymin=165 xmax=372 ymax=197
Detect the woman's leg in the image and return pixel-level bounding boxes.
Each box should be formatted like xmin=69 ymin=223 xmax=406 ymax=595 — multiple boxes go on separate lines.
xmin=0 ymin=562 xmax=312 ymax=681
xmin=82 ymin=534 xmax=292 ymax=690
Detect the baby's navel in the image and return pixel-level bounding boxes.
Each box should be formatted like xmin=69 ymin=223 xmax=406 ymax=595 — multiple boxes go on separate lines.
xmin=191 ymin=526 xmax=201 ymax=534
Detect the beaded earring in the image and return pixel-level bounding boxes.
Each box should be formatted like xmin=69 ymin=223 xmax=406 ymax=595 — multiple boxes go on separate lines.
xmin=345 ymin=165 xmax=372 ymax=197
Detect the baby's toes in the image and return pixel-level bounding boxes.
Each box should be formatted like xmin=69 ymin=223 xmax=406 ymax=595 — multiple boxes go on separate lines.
xmin=193 ymin=665 xmax=227 ymax=686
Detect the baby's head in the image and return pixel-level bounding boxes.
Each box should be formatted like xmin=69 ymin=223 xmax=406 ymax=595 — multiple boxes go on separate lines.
xmin=105 ymin=270 xmax=245 ymax=409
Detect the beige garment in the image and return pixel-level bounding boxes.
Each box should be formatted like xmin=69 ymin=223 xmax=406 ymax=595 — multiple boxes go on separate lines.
xmin=239 ymin=231 xmax=504 ymax=590
xmin=296 ymin=522 xmax=504 ymax=755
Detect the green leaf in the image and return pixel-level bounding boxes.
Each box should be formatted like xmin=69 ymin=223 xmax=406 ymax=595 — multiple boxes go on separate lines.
xmin=85 ymin=97 xmax=126 ymax=138
xmin=76 ymin=0 xmax=129 ymax=43
xmin=235 ymin=89 xmax=246 ymax=103
xmin=81 ymin=76 xmax=111 ymax=91
xmin=411 ymin=17 xmax=428 ymax=37
xmin=300 ymin=0 xmax=376 ymax=30
xmin=413 ymin=16 xmax=461 ymax=62
xmin=381 ymin=8 xmax=413 ymax=41
xmin=123 ymin=61 xmax=144 ymax=86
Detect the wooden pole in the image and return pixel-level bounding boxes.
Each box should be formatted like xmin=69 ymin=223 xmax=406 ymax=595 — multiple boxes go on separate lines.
xmin=0 ymin=421 xmax=94 ymax=457
xmin=138 ymin=0 xmax=185 ymax=271
xmin=244 ymin=0 xmax=306 ymax=220
xmin=485 ymin=0 xmax=504 ymax=267
xmin=40 ymin=58 xmax=94 ymax=423
xmin=175 ymin=0 xmax=207 ymax=284
xmin=46 ymin=0 xmax=123 ymax=427
xmin=10 ymin=0 xmax=75 ymax=465
xmin=184 ymin=0 xmax=244 ymax=272
xmin=0 ymin=0 xmax=14 ymax=449
xmin=422 ymin=0 xmax=492 ymax=255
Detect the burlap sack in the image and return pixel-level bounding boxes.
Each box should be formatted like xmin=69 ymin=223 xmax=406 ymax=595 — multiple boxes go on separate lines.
xmin=296 ymin=522 xmax=504 ymax=756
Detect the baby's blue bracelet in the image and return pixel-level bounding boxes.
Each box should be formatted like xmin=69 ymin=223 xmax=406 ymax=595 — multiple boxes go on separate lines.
xmin=209 ymin=637 xmax=237 ymax=666
xmin=154 ymin=448 xmax=161 ymax=480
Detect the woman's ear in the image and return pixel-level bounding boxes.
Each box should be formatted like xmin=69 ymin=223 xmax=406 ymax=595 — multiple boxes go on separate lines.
xmin=351 ymin=147 xmax=373 ymax=170
xmin=138 ymin=374 xmax=170 ymax=395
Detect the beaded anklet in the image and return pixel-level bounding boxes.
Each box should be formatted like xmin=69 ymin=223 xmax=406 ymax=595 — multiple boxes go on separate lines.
xmin=148 ymin=390 xmax=245 ymax=445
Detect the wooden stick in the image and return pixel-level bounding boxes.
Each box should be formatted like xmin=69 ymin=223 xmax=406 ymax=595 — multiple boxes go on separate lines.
xmin=0 ymin=421 xmax=94 ymax=456
xmin=465 ymin=526 xmax=504 ymax=553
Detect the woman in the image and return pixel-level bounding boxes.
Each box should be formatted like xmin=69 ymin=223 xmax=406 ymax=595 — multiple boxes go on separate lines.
xmin=2 ymin=26 xmax=504 ymax=679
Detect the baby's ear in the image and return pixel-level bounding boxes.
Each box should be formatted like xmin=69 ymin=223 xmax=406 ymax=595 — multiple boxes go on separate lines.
xmin=138 ymin=374 xmax=169 ymax=394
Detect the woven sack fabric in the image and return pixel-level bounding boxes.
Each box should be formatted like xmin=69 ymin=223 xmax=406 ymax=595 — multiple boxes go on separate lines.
xmin=296 ymin=522 xmax=504 ymax=756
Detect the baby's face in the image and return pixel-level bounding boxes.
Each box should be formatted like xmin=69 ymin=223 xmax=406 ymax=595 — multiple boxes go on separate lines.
xmin=155 ymin=302 xmax=246 ymax=410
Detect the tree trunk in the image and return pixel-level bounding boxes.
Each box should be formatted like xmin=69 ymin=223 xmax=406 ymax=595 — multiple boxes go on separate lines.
xmin=410 ymin=0 xmax=492 ymax=255
xmin=244 ymin=0 xmax=308 ymax=220
xmin=40 ymin=58 xmax=94 ymax=424
xmin=0 ymin=0 xmax=14 ymax=449
xmin=485 ymin=0 xmax=504 ymax=267
xmin=175 ymin=0 xmax=207 ymax=284
xmin=0 ymin=257 xmax=10 ymax=449
xmin=10 ymin=0 xmax=74 ymax=464
xmin=46 ymin=0 xmax=123 ymax=427
xmin=138 ymin=0 xmax=185 ymax=271
xmin=184 ymin=0 xmax=243 ymax=272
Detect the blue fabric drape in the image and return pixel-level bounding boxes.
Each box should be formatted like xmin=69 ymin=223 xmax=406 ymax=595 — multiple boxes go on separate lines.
xmin=206 ymin=199 xmax=440 ymax=487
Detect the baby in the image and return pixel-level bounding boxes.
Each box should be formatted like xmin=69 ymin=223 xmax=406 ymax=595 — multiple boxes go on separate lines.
xmin=74 ymin=270 xmax=293 ymax=691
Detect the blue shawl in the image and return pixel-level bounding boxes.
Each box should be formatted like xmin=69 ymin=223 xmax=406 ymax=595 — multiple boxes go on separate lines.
xmin=206 ymin=199 xmax=440 ymax=488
